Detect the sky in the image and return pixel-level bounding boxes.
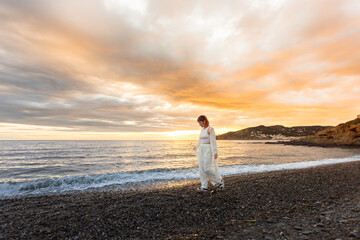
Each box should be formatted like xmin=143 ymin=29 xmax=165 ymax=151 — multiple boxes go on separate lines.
xmin=0 ymin=0 xmax=360 ymax=140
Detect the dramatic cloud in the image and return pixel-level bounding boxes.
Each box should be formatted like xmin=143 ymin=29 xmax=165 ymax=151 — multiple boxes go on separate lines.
xmin=0 ymin=0 xmax=359 ymax=139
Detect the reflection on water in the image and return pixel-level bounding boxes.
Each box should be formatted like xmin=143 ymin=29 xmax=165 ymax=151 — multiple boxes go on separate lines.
xmin=1 ymin=140 xmax=360 ymax=183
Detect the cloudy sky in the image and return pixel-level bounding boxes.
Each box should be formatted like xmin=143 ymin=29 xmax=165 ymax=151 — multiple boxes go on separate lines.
xmin=0 ymin=0 xmax=360 ymax=140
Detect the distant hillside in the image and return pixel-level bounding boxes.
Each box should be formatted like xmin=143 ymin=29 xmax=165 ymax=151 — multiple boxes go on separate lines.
xmin=284 ymin=116 xmax=360 ymax=147
xmin=217 ymin=125 xmax=331 ymax=140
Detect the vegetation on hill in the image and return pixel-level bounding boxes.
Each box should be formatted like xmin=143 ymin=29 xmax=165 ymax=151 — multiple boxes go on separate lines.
xmin=217 ymin=125 xmax=331 ymax=140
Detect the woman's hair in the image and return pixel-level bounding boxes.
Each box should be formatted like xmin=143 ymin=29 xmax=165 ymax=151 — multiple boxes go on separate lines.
xmin=197 ymin=115 xmax=209 ymax=128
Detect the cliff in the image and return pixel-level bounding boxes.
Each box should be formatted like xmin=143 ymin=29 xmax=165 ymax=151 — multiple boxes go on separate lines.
xmin=287 ymin=117 xmax=360 ymax=147
xmin=217 ymin=125 xmax=331 ymax=140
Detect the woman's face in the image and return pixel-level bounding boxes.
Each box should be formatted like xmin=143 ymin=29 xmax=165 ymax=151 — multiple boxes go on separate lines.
xmin=198 ymin=121 xmax=205 ymax=128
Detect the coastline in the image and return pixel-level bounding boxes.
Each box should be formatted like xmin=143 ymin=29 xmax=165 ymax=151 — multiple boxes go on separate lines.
xmin=1 ymin=161 xmax=359 ymax=239
xmin=265 ymin=140 xmax=360 ymax=149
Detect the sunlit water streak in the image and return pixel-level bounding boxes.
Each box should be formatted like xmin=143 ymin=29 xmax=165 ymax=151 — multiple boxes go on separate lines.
xmin=1 ymin=140 xmax=360 ymax=198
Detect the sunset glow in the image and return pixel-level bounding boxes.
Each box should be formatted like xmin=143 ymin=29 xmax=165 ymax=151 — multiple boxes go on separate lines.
xmin=0 ymin=0 xmax=360 ymax=140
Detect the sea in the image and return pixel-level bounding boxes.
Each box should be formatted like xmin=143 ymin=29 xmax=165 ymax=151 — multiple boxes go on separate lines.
xmin=1 ymin=140 xmax=360 ymax=199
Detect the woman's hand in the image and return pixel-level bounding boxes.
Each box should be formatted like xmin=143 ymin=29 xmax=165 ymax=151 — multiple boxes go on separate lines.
xmin=214 ymin=153 xmax=218 ymax=159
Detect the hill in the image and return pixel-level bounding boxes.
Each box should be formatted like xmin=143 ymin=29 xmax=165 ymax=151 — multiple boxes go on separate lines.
xmin=285 ymin=116 xmax=360 ymax=147
xmin=217 ymin=125 xmax=331 ymax=140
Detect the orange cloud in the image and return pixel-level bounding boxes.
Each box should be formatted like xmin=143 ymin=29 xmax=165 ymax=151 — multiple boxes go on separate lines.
xmin=0 ymin=0 xmax=360 ymax=140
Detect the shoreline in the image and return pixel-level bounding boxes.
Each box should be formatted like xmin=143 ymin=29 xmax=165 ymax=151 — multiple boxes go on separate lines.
xmin=265 ymin=140 xmax=360 ymax=149
xmin=1 ymin=161 xmax=360 ymax=239
xmin=2 ymin=156 xmax=360 ymax=200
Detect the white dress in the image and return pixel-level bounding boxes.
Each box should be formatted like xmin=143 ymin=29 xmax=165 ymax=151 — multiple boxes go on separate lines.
xmin=193 ymin=125 xmax=222 ymax=188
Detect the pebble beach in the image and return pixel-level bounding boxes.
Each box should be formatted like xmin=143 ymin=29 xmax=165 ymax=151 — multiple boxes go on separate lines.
xmin=1 ymin=161 xmax=359 ymax=239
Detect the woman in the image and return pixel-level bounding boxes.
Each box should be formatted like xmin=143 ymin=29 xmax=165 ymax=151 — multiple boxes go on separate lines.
xmin=193 ymin=115 xmax=224 ymax=192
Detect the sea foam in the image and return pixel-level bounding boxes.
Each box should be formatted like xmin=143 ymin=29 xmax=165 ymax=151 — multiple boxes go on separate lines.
xmin=1 ymin=155 xmax=359 ymax=199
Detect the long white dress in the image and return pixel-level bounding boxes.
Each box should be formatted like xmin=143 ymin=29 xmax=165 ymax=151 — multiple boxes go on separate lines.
xmin=193 ymin=125 xmax=222 ymax=188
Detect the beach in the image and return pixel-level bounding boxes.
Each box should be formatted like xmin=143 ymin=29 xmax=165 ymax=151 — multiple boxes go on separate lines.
xmin=1 ymin=161 xmax=359 ymax=240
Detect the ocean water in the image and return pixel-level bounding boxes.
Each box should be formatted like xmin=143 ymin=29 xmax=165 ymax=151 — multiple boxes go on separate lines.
xmin=1 ymin=140 xmax=360 ymax=198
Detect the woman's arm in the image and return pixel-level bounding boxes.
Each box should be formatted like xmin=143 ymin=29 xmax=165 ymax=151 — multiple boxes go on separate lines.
xmin=209 ymin=126 xmax=218 ymax=158
xmin=193 ymin=133 xmax=201 ymax=151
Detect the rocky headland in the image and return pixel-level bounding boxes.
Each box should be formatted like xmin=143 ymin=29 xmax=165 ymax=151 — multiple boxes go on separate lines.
xmin=274 ymin=116 xmax=360 ymax=148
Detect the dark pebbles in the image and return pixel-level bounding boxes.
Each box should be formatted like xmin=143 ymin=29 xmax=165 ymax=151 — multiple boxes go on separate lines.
xmin=1 ymin=161 xmax=360 ymax=239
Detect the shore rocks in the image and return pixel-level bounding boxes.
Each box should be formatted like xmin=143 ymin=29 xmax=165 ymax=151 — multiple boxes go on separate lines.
xmin=349 ymin=231 xmax=359 ymax=238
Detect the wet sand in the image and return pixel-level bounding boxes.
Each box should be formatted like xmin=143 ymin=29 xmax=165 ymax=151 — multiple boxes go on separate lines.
xmin=1 ymin=161 xmax=360 ymax=239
